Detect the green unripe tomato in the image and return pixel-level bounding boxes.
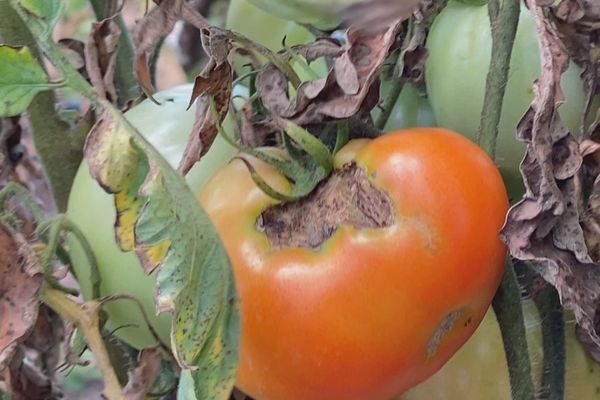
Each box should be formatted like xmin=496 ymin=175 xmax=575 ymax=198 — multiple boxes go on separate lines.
xmin=425 ymin=0 xmax=587 ymax=197
xmin=67 ymin=84 xmax=241 ymax=349
xmin=226 ymin=0 xmax=327 ymax=80
xmin=400 ymin=300 xmax=600 ymax=400
xmin=246 ymin=0 xmax=354 ymax=30
xmin=374 ymin=83 xmax=437 ymax=131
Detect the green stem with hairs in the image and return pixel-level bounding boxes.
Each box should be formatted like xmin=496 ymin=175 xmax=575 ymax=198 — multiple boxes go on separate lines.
xmin=492 ymin=259 xmax=536 ymax=400
xmin=477 ymin=0 xmax=536 ymax=399
xmin=477 ymin=0 xmax=521 ymax=158
xmin=534 ymin=284 xmax=565 ymax=400
xmin=0 ymin=1 xmax=90 ymax=211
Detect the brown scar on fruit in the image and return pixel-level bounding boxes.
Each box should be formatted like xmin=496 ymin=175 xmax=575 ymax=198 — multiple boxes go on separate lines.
xmin=427 ymin=309 xmax=465 ymax=358
xmin=257 ymin=162 xmax=394 ymax=250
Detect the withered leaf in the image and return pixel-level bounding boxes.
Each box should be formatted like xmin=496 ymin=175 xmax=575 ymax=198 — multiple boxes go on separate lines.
xmin=0 ymin=222 xmax=43 ymax=372
xmin=200 ymin=27 xmax=231 ymax=67
xmin=302 ymin=22 xmax=404 ymax=121
xmin=392 ymin=0 xmax=451 ymax=85
xmin=133 ymin=0 xmax=210 ymax=100
xmin=133 ymin=0 xmax=185 ymax=101
xmin=123 ymin=347 xmax=162 ymax=400
xmin=290 ymin=39 xmax=343 ymax=64
xmin=85 ymin=19 xmax=121 ymax=102
xmin=178 ymin=61 xmax=233 ymax=175
xmin=256 ymin=22 xmax=403 ymax=127
xmin=501 ymin=0 xmax=600 ymax=353
xmin=3 ymin=305 xmax=65 ymax=400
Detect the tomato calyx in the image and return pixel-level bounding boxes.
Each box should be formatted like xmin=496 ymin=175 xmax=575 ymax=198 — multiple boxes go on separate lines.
xmin=256 ymin=161 xmax=394 ymax=249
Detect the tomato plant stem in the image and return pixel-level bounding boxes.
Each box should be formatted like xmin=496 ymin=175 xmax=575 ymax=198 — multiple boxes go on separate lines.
xmin=534 ymin=283 xmax=566 ymax=400
xmin=0 ymin=3 xmax=92 ymax=211
xmin=478 ymin=0 xmax=536 ymax=398
xmin=376 ymin=77 xmax=404 ymax=130
xmin=492 ymin=258 xmax=536 ymax=400
xmin=41 ymin=288 xmax=126 ymax=400
xmin=477 ymin=0 xmax=521 ymax=159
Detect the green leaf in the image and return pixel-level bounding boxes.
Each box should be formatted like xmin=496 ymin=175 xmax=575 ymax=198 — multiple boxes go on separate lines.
xmin=280 ymin=119 xmax=333 ymax=175
xmin=85 ymin=104 xmax=240 ymax=400
xmin=0 ymin=45 xmax=53 ymax=116
xmin=16 ymin=0 xmax=62 ymax=36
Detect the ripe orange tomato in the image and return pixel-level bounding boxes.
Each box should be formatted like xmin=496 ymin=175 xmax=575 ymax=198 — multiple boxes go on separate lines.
xmin=199 ymin=128 xmax=509 ymax=400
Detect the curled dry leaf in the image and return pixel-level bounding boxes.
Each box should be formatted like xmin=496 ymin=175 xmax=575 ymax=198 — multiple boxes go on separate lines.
xmin=396 ymin=0 xmax=449 ymax=85
xmin=132 ymin=0 xmax=210 ymax=100
xmin=552 ymin=0 xmax=600 ymax=137
xmin=123 ymin=347 xmax=162 ymax=400
xmin=0 ymin=222 xmax=43 ymax=373
xmin=2 ymin=305 xmax=65 ymax=400
xmin=501 ymin=0 xmax=600 ymax=354
xmin=178 ymin=27 xmax=233 ymax=175
xmin=257 ymin=21 xmax=404 ymax=126
xmin=85 ymin=19 xmax=121 ymax=102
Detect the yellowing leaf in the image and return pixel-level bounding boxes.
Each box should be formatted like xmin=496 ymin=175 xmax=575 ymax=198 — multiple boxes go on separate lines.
xmin=84 ymin=104 xmax=239 ymax=400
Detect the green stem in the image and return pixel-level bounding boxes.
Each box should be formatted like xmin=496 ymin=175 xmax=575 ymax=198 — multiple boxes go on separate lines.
xmin=0 ymin=182 xmax=45 ymax=222
xmin=375 ymin=78 xmax=403 ymax=130
xmin=477 ymin=0 xmax=521 ymax=158
xmin=37 ymin=215 xmax=103 ymax=300
xmin=492 ymin=258 xmax=536 ymax=400
xmin=534 ymin=284 xmax=565 ymax=400
xmin=42 ymin=288 xmax=125 ymax=400
xmin=90 ymin=0 xmax=140 ymax=105
xmin=0 ymin=1 xmax=87 ymax=211
xmin=477 ymin=1 xmax=535 ymax=398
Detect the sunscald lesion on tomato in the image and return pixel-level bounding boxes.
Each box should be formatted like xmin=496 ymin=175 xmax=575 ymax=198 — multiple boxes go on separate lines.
xmin=199 ymin=128 xmax=509 ymax=400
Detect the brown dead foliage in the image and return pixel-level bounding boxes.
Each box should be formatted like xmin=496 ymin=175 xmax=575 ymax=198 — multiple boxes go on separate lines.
xmin=501 ymin=0 xmax=600 ymax=356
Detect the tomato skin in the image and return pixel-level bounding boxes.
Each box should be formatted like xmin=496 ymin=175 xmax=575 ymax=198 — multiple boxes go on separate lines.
xmin=67 ymin=84 xmax=238 ymax=349
xmin=245 ymin=0 xmax=354 ymax=29
xmin=375 ymin=84 xmax=437 ymax=131
xmin=425 ymin=1 xmax=587 ymax=197
xmin=401 ymin=301 xmax=600 ymax=400
xmin=226 ymin=0 xmax=328 ymax=80
xmin=199 ymin=128 xmax=509 ymax=400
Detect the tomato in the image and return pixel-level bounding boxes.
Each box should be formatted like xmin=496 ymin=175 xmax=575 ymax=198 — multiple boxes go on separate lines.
xmin=374 ymin=83 xmax=437 ymax=131
xmin=245 ymin=0 xmax=353 ymax=29
xmin=226 ymin=0 xmax=314 ymax=57
xmin=198 ymin=128 xmax=509 ymax=400
xmin=425 ymin=0 xmax=588 ymax=197
xmin=67 ymin=84 xmax=239 ymax=349
xmin=226 ymin=0 xmax=327 ymax=80
xmin=400 ymin=300 xmax=600 ymax=400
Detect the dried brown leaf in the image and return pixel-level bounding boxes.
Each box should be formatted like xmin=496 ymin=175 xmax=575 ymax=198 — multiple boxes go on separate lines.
xmin=133 ymin=0 xmax=185 ymax=100
xmin=123 ymin=347 xmax=162 ymax=400
xmin=58 ymin=39 xmax=87 ymax=78
xmin=178 ymin=61 xmax=233 ymax=175
xmin=501 ymin=0 xmax=600 ymax=353
xmin=85 ymin=19 xmax=121 ymax=102
xmin=305 ymin=22 xmax=403 ymax=121
xmin=239 ymin=104 xmax=276 ymax=147
xmin=0 ymin=222 xmax=43 ymax=373
xmin=2 ymin=348 xmax=52 ymax=400
xmin=200 ymin=27 xmax=231 ymax=67
xmin=290 ymin=39 xmax=343 ymax=63
xmin=256 ymin=63 xmax=294 ymax=117
xmin=133 ymin=0 xmax=210 ymax=100
xmin=396 ymin=0 xmax=449 ymax=85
